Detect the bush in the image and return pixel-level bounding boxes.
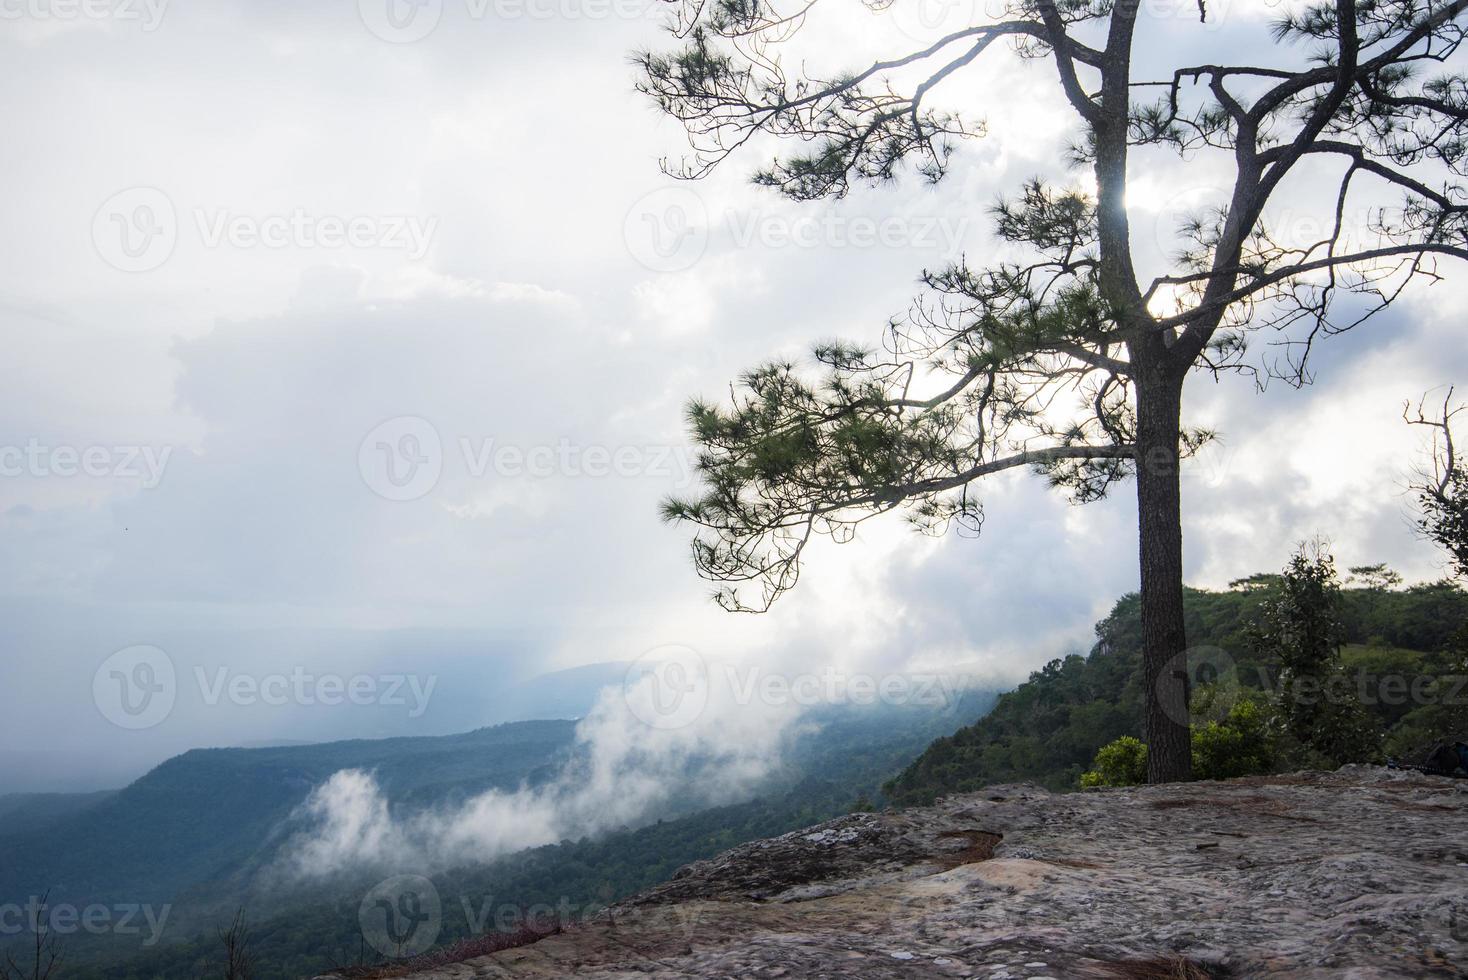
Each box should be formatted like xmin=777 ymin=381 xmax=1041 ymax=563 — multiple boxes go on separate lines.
xmin=1082 ymin=700 xmax=1275 ymax=787
xmin=1250 ymin=544 xmax=1382 ymax=765
xmin=1191 ymin=699 xmax=1273 ymax=780
xmin=1080 ymin=735 xmax=1148 ymax=788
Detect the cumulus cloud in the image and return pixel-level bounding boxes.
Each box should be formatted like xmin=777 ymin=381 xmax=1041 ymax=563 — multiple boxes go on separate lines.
xmin=4 ymin=0 xmax=1466 ymax=793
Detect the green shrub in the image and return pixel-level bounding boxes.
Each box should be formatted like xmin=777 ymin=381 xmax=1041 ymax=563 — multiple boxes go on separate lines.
xmin=1250 ymin=545 xmax=1383 ymax=765
xmin=1082 ymin=700 xmax=1275 ymax=787
xmin=888 ymin=572 xmax=1468 ymax=806
xmin=1080 ymin=735 xmax=1148 ymax=787
xmin=1192 ymin=698 xmax=1273 ymax=780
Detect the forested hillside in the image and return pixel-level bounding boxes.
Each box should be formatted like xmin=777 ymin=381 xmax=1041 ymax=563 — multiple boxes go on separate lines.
xmin=884 ymin=577 xmax=1468 ymax=805
xmin=0 ymin=722 xmax=580 ymax=920
xmin=0 ymin=790 xmax=118 ymax=837
xmin=21 ymin=697 xmax=993 ymax=979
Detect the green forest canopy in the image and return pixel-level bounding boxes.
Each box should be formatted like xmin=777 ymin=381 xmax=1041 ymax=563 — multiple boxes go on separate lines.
xmin=884 ymin=574 xmax=1468 ymax=805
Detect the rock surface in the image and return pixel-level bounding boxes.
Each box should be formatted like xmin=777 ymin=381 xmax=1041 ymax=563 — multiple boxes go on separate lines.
xmin=383 ymin=767 xmax=1468 ymax=978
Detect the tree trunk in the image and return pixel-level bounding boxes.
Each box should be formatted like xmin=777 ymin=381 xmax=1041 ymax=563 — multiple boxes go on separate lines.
xmin=1135 ymin=369 xmax=1192 ymax=783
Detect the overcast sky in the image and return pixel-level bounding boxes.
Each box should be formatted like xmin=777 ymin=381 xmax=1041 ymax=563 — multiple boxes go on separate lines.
xmin=3 ymin=0 xmax=1466 ymax=791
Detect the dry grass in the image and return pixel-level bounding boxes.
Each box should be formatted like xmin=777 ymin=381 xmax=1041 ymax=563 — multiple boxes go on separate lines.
xmin=1099 ymin=954 xmax=1221 ymax=979
xmin=935 ymin=830 xmax=1002 ymax=868
xmin=329 ymin=921 xmax=562 ymax=979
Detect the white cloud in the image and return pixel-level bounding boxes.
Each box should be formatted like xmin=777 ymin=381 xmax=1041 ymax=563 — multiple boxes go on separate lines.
xmin=282 ymin=669 xmax=805 ymax=875
xmin=3 ymin=0 xmax=1465 ymax=789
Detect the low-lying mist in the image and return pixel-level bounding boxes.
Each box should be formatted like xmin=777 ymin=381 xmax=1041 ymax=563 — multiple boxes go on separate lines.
xmin=278 ymin=661 xmax=813 ymax=878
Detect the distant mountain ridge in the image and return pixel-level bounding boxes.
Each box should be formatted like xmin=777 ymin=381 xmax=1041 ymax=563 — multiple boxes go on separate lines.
xmin=2 ymin=685 xmax=999 ymax=977
xmin=0 ymin=790 xmax=119 ymax=837
xmin=63 ymin=695 xmax=998 ymax=979
xmin=0 ymin=720 xmax=580 ymax=913
xmin=485 ymin=662 xmax=640 ymax=722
